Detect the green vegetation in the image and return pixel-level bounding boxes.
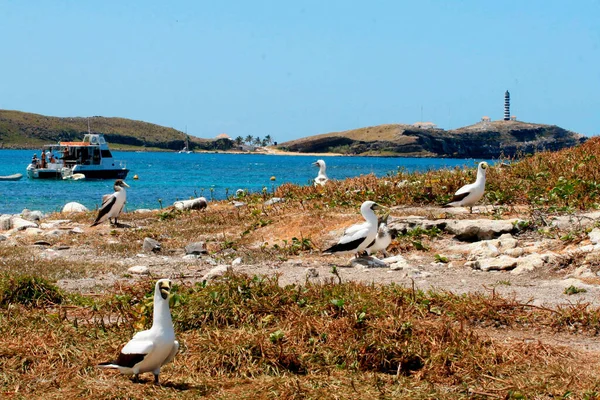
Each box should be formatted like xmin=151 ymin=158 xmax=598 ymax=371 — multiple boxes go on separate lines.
xmin=0 ymin=110 xmax=236 ymax=151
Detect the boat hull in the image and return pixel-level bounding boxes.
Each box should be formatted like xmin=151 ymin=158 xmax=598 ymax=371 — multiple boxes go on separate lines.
xmin=0 ymin=173 xmax=23 ymax=181
xmin=76 ymin=169 xmax=129 ymax=179
xmin=27 ymin=168 xmax=128 ymax=180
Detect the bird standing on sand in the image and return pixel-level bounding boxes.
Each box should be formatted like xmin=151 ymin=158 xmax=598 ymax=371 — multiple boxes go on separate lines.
xmin=365 ymin=212 xmax=398 ymax=258
xmin=312 ymin=159 xmax=329 ymax=186
xmin=444 ymin=161 xmax=488 ymax=213
xmin=91 ymin=179 xmax=129 ymax=226
xmin=323 ymin=201 xmax=382 ymax=257
xmin=98 ymin=279 xmax=179 ymax=385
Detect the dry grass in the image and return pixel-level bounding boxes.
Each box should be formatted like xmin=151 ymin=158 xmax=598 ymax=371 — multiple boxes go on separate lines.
xmin=1 ymin=274 xmax=600 ymax=398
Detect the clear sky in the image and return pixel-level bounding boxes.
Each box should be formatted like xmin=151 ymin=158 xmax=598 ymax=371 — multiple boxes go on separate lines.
xmin=1 ymin=0 xmax=599 ymax=142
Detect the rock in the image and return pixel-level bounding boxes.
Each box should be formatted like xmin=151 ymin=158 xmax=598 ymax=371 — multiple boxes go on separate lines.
xmin=351 ymin=256 xmax=388 ymax=268
xmin=589 ymin=228 xmax=600 ymax=245
xmin=25 ymin=228 xmax=43 ymax=236
xmin=445 ymin=219 xmax=516 ymax=242
xmin=70 ymin=227 xmax=84 ymax=234
xmin=55 ymin=246 xmax=70 ymax=250
xmin=504 ymin=247 xmax=525 ymax=258
xmin=174 ymin=197 xmax=207 ymax=211
xmin=11 ymin=217 xmax=38 ymax=231
xmin=571 ymin=266 xmax=595 ymax=278
xmin=128 ymin=265 xmax=150 ymax=275
xmin=134 ymin=209 xmax=154 ymax=213
xmin=264 ymin=197 xmax=283 ymax=206
xmin=201 ymin=265 xmax=230 ymax=281
xmin=62 ymin=202 xmax=89 ymax=213
xmin=510 ymin=253 xmax=551 ymax=275
xmin=498 ymin=233 xmax=518 ymax=249
xmin=473 ymin=255 xmax=518 ymax=271
xmin=388 ymin=217 xmax=447 ymax=236
xmin=387 ymin=255 xmax=412 ymax=270
xmin=0 ymin=235 xmax=6 ymax=242
xmin=305 ymin=267 xmax=319 ymax=278
xmin=231 ymin=257 xmax=242 ymax=266
xmin=232 ymin=201 xmax=246 ymax=208
xmin=381 ymin=255 xmax=407 ymax=265
xmin=44 ymin=229 xmax=66 ymax=238
xmin=467 ymin=241 xmax=500 ymax=261
xmin=33 ymin=240 xmax=52 ymax=246
xmin=183 ymin=254 xmax=199 ymax=260
xmin=143 ymin=237 xmax=161 ymax=253
xmin=235 ymin=189 xmax=246 ymax=197
xmin=21 ymin=209 xmax=44 ymax=222
xmin=0 ymin=215 xmax=11 ymax=231
xmin=185 ymin=241 xmax=208 ymax=255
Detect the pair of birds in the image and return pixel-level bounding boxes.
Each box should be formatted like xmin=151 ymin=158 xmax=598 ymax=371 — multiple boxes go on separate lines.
xmin=323 ymin=161 xmax=489 ymax=257
xmin=324 ymin=200 xmax=397 ymax=258
xmin=91 ymin=179 xmax=129 ymax=226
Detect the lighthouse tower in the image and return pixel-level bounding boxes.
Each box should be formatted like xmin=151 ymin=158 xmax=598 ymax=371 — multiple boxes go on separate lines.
xmin=504 ymin=90 xmax=510 ymax=121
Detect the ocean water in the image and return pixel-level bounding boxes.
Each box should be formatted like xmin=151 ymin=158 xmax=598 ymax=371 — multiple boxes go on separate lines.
xmin=0 ymin=150 xmax=483 ymax=214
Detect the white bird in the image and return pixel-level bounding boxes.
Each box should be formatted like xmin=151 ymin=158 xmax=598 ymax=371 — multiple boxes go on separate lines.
xmin=323 ymin=201 xmax=382 ymax=256
xmin=98 ymin=279 xmax=179 ymax=384
xmin=312 ymin=159 xmax=329 ymax=186
xmin=444 ymin=161 xmax=488 ymax=213
xmin=91 ymin=179 xmax=129 ymax=226
xmin=365 ymin=213 xmax=398 ymax=258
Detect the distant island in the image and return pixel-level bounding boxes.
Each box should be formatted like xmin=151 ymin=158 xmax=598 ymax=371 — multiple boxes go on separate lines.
xmin=277 ymin=120 xmax=587 ymax=158
xmin=0 ymin=109 xmax=587 ymax=158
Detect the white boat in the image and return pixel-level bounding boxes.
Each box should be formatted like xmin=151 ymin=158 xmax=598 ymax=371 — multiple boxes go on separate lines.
xmin=178 ymin=134 xmax=192 ymax=154
xmin=26 ymin=133 xmax=129 ymax=180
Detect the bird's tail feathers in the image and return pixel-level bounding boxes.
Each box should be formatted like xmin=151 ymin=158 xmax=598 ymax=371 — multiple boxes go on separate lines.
xmin=97 ymin=362 xmax=118 ymax=369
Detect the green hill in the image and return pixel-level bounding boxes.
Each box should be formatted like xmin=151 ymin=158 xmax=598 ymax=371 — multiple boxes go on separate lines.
xmin=0 ymin=110 xmax=234 ymax=151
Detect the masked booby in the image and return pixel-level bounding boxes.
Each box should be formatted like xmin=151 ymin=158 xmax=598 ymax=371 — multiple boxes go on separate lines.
xmin=365 ymin=212 xmax=398 ymax=258
xmin=312 ymin=159 xmax=329 ymax=186
xmin=323 ymin=201 xmax=382 ymax=256
xmin=98 ymin=279 xmax=179 ymax=384
xmin=444 ymin=161 xmax=488 ymax=213
xmin=91 ymin=179 xmax=129 ymax=226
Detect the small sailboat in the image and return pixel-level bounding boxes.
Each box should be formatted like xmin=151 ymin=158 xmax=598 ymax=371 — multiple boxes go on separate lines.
xmin=178 ymin=136 xmax=192 ymax=154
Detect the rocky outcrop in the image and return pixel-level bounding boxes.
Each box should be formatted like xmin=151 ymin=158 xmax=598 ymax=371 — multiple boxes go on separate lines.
xmin=278 ymin=121 xmax=586 ymax=158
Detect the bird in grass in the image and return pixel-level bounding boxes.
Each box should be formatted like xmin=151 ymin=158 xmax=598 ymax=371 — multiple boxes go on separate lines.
xmin=444 ymin=161 xmax=488 ymax=213
xmin=91 ymin=179 xmax=129 ymax=226
xmin=312 ymin=159 xmax=329 ymax=186
xmin=365 ymin=212 xmax=398 ymax=258
xmin=98 ymin=279 xmax=179 ymax=385
xmin=323 ymin=201 xmax=382 ymax=257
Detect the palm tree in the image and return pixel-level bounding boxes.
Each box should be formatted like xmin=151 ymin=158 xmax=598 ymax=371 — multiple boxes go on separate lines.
xmin=264 ymin=134 xmax=272 ymax=146
xmin=235 ymin=136 xmax=244 ymax=146
xmin=261 ymin=138 xmax=269 ymax=147
xmin=245 ymin=135 xmax=253 ymax=145
xmin=253 ymin=136 xmax=262 ymax=147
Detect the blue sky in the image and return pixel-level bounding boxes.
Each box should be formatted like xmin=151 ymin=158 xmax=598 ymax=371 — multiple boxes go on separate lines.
xmin=1 ymin=1 xmax=598 ymax=142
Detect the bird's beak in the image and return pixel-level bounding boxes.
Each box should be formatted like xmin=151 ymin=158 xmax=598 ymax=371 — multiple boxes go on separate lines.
xmin=312 ymin=162 xmax=319 ymax=167
xmin=159 ymin=281 xmax=171 ymax=300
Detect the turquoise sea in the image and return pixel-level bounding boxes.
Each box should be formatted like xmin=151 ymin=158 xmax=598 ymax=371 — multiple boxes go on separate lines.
xmin=0 ymin=150 xmax=483 ymax=214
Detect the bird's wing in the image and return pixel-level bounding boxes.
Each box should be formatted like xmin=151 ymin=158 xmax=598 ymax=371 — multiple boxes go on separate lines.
xmin=454 ymin=182 xmax=475 ymax=197
xmin=162 ymin=340 xmax=179 ymax=366
xmin=101 ymin=193 xmax=113 ymax=206
xmin=339 ymin=225 xmax=370 ymax=245
xmin=343 ymin=221 xmax=368 ymax=236
xmin=91 ymin=195 xmax=117 ymax=226
xmin=448 ymin=190 xmax=471 ymax=204
xmin=99 ymin=340 xmax=154 ymax=369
